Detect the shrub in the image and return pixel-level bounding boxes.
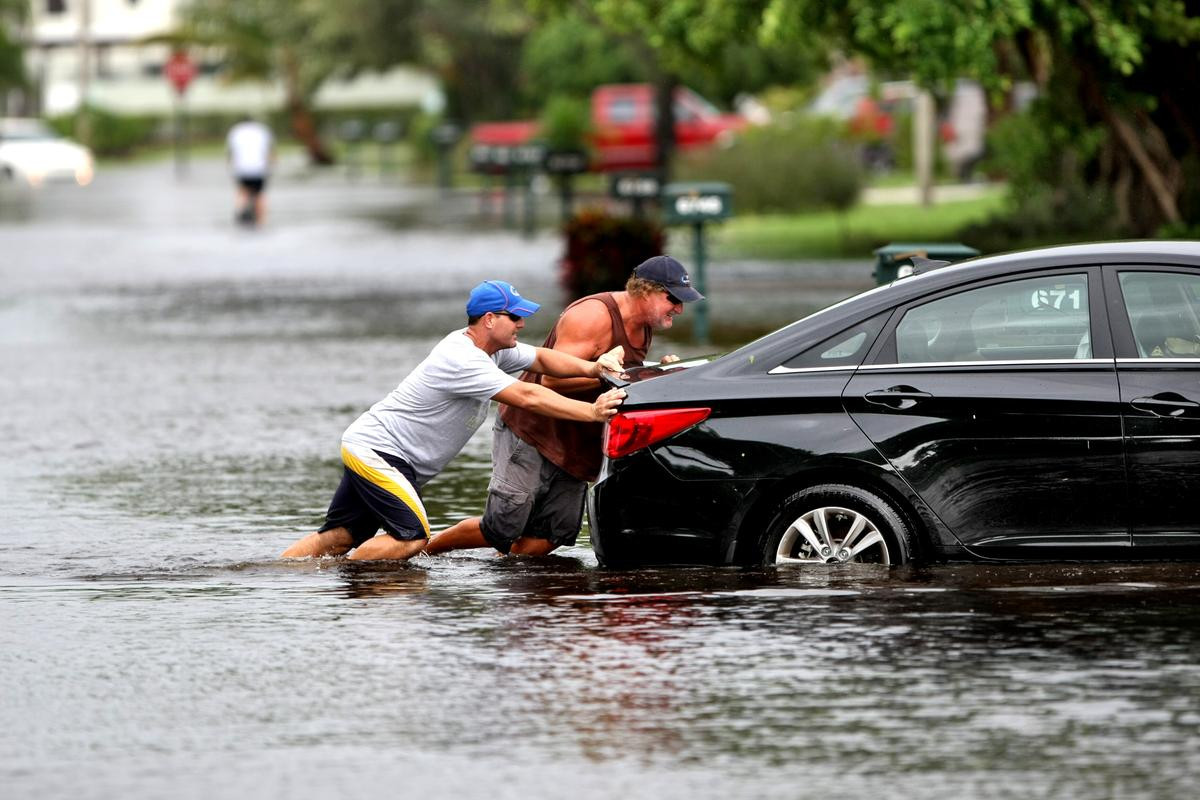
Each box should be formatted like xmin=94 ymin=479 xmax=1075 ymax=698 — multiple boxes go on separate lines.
xmin=49 ymin=106 xmax=160 ymax=157
xmin=538 ymin=94 xmax=591 ymax=151
xmin=560 ymin=209 xmax=665 ymax=299
xmin=677 ymin=116 xmax=863 ymax=214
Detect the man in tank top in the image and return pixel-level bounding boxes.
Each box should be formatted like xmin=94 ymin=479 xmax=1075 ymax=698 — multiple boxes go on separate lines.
xmin=280 ymin=280 xmax=627 ymax=561
xmin=426 ymin=255 xmax=704 ymax=558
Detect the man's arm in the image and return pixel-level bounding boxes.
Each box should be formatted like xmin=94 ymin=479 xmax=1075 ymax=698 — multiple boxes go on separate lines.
xmin=493 ymin=382 xmax=625 ymax=422
xmin=530 ymin=300 xmax=623 ymax=394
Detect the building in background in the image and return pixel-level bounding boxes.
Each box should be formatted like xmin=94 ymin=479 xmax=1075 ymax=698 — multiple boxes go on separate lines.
xmin=11 ymin=0 xmax=440 ymax=118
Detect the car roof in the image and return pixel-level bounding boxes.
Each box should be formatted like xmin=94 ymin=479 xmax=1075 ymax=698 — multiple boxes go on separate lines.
xmin=706 ymin=240 xmax=1200 ymax=378
xmin=0 ymin=118 xmax=56 ymax=140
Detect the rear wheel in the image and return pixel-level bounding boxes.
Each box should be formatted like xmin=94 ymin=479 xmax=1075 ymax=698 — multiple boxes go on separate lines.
xmin=758 ymin=484 xmax=915 ymax=566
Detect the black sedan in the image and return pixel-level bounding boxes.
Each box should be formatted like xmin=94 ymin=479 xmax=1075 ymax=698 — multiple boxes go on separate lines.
xmin=589 ymin=241 xmax=1200 ymax=567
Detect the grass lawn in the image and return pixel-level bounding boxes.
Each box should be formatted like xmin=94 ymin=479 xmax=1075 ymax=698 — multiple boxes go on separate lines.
xmin=709 ymin=190 xmax=1010 ymax=260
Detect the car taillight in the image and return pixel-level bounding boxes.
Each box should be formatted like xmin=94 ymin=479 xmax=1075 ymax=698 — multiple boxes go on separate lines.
xmin=604 ymin=408 xmax=711 ymax=459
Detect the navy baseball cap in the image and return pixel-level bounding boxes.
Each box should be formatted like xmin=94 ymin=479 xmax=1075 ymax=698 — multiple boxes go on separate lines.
xmin=466 ymin=280 xmax=541 ymax=317
xmin=633 ymin=255 xmax=704 ymax=302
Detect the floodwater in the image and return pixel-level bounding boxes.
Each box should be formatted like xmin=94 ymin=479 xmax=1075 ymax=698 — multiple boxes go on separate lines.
xmin=3 ymin=161 xmax=1199 ymax=800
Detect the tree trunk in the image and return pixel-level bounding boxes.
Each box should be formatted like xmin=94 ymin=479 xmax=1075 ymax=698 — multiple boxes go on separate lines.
xmin=1105 ymin=111 xmax=1180 ymax=226
xmin=286 ymin=98 xmax=334 ymax=166
xmin=281 ymin=50 xmax=334 ymax=166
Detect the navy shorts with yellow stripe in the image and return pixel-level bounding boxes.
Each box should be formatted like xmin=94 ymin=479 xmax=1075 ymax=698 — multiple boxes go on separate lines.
xmin=319 ymin=443 xmax=431 ymax=545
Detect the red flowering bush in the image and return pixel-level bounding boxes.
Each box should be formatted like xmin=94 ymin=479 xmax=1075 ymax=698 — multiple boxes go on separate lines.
xmin=560 ymin=209 xmax=665 ymax=299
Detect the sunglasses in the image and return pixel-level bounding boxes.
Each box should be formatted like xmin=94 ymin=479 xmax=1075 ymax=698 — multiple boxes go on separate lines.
xmin=664 ymin=291 xmax=682 ymax=305
xmin=496 ymin=311 xmax=522 ymax=321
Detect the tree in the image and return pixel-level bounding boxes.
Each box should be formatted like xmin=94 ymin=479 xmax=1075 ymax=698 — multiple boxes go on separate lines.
xmin=0 ymin=0 xmax=27 ymax=97
xmin=166 ymin=0 xmax=431 ymax=165
xmin=756 ymin=0 xmax=1200 ymax=233
xmin=527 ymin=1 xmax=823 ymax=178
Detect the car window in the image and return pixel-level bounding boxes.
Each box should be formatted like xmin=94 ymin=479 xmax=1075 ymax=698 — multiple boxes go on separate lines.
xmin=607 ymin=97 xmax=639 ymax=124
xmin=780 ymin=314 xmax=887 ymax=371
xmin=1119 ymin=271 xmax=1200 ymax=358
xmin=896 ymin=273 xmax=1091 ymax=363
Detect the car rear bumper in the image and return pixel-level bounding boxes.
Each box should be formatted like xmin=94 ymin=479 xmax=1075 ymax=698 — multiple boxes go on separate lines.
xmin=588 ymin=452 xmax=753 ymax=567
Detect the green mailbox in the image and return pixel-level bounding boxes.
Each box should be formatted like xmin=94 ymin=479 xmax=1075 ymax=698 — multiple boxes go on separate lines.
xmin=662 ymin=182 xmax=733 ymax=224
xmin=873 ymin=242 xmax=980 ymax=285
xmin=661 ymin=182 xmax=733 ymax=346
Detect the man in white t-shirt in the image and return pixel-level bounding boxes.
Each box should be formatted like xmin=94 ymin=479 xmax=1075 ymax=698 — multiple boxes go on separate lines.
xmin=226 ymin=116 xmax=274 ymax=225
xmin=281 ymin=280 xmax=627 ymax=561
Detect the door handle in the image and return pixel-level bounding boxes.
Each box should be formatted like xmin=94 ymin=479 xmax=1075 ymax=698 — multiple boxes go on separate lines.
xmin=864 ymin=386 xmax=932 ymax=410
xmin=1130 ymin=393 xmax=1199 ymax=418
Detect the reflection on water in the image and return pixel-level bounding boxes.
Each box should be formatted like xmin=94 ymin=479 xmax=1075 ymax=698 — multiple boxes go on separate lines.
xmin=2 ymin=169 xmax=1198 ymax=799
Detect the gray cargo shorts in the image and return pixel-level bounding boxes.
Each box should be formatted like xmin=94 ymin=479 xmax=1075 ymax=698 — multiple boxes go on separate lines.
xmin=480 ymin=417 xmax=587 ymax=554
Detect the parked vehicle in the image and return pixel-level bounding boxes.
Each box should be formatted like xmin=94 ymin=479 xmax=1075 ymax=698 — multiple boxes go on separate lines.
xmin=469 ymin=84 xmax=748 ymax=172
xmin=0 ymin=118 xmax=94 ymax=187
xmin=590 ymin=242 xmax=1200 ymax=567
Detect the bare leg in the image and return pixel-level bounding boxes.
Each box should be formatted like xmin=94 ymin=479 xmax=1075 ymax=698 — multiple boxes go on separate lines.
xmin=281 ymin=527 xmax=355 ymax=558
xmin=253 ymin=192 xmax=266 ymax=225
xmin=424 ymin=517 xmax=487 ymax=555
xmin=347 ymin=534 xmax=426 ymax=561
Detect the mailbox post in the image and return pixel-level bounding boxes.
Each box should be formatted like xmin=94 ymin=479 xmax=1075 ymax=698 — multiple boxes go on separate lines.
xmin=430 ymin=122 xmax=462 ymax=191
xmin=544 ymin=149 xmax=589 ymax=223
xmin=609 ymin=172 xmax=662 ymax=219
xmin=468 ymin=143 xmax=498 ymax=218
xmin=340 ymin=119 xmax=366 ymax=180
xmin=662 ymin=182 xmax=732 ymax=345
xmin=374 ymin=120 xmax=402 ymax=177
xmin=510 ymin=143 xmax=547 ymax=237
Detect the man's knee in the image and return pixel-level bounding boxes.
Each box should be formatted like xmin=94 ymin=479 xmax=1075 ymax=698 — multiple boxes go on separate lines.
xmin=282 ymin=528 xmax=354 ymax=558
xmin=509 ymin=537 xmax=558 ymax=556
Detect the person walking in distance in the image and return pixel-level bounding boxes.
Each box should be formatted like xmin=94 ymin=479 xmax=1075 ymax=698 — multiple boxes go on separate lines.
xmin=281 ymin=280 xmax=627 ymax=561
xmin=426 ymin=255 xmax=704 ymax=558
xmin=226 ymin=115 xmax=274 ymax=226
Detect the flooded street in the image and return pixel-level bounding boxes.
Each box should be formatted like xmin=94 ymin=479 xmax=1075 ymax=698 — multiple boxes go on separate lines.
xmin=3 ymin=159 xmax=1199 ymax=799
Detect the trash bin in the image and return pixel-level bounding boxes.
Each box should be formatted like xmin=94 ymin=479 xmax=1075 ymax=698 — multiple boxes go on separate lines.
xmin=873 ymin=242 xmax=980 ymax=284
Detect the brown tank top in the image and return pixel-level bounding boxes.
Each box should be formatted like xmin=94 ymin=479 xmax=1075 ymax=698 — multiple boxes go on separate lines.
xmin=500 ymin=293 xmax=650 ymax=481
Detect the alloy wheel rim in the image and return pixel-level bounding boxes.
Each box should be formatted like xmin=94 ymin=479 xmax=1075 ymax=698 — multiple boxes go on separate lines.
xmin=775 ymin=505 xmax=890 ymax=565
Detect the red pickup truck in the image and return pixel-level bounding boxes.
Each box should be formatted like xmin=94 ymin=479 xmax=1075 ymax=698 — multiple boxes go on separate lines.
xmin=469 ymin=84 xmax=747 ymax=172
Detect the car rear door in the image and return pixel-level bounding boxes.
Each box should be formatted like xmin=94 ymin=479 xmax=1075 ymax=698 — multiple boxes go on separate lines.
xmin=1106 ymin=266 xmax=1200 ymax=552
xmin=842 ymin=267 xmax=1129 ymax=556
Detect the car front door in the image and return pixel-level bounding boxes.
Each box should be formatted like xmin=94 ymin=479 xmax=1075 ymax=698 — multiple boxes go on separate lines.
xmin=1107 ymin=266 xmax=1200 ymax=551
xmin=842 ymin=268 xmax=1129 ymax=556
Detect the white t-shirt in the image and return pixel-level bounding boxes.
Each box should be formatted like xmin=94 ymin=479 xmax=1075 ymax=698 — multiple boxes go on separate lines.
xmin=226 ymin=120 xmax=273 ymax=177
xmin=341 ymin=329 xmax=537 ymax=487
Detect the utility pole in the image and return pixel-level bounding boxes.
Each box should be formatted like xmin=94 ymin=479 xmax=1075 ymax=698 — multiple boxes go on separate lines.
xmin=75 ymin=0 xmax=92 ymax=147
xmin=914 ymin=89 xmax=935 ymax=207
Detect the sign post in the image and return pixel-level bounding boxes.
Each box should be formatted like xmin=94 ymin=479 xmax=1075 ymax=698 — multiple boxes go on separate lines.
xmin=543 ymin=149 xmax=589 ymax=222
xmin=430 ymin=122 xmax=462 ymax=192
xmin=609 ymin=172 xmax=661 ymax=219
xmin=661 ymin=182 xmax=733 ymax=345
xmin=164 ymin=50 xmax=197 ymax=179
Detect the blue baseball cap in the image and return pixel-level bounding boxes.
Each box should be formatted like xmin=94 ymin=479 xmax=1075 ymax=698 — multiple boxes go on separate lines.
xmin=466 ymin=280 xmax=541 ymax=318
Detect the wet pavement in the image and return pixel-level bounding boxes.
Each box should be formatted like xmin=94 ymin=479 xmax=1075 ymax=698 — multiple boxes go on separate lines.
xmin=2 ymin=157 xmax=1199 ymax=800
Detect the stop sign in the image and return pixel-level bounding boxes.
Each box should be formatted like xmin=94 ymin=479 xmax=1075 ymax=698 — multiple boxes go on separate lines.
xmin=164 ymin=51 xmax=197 ymax=95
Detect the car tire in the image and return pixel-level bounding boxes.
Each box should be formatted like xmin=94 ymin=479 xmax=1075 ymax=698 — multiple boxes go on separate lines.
xmin=757 ymin=484 xmax=915 ymax=566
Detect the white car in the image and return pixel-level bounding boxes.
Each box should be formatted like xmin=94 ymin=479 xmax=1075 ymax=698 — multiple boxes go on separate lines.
xmin=0 ymin=118 xmax=94 ymax=187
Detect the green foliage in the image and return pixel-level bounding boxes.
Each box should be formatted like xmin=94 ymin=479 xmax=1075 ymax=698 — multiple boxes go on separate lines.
xmin=537 ymin=95 xmax=590 ymax=151
xmin=48 ymin=108 xmax=161 ymax=157
xmin=714 ymin=193 xmax=1009 ymax=260
xmin=560 ymin=209 xmax=665 ymax=299
xmin=406 ymin=111 xmax=441 ymax=166
xmin=0 ymin=0 xmax=25 ymax=90
xmin=519 ymin=13 xmax=643 ymax=103
xmin=677 ymin=116 xmax=863 ymax=214
xmin=953 ymin=97 xmax=1126 ymax=252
